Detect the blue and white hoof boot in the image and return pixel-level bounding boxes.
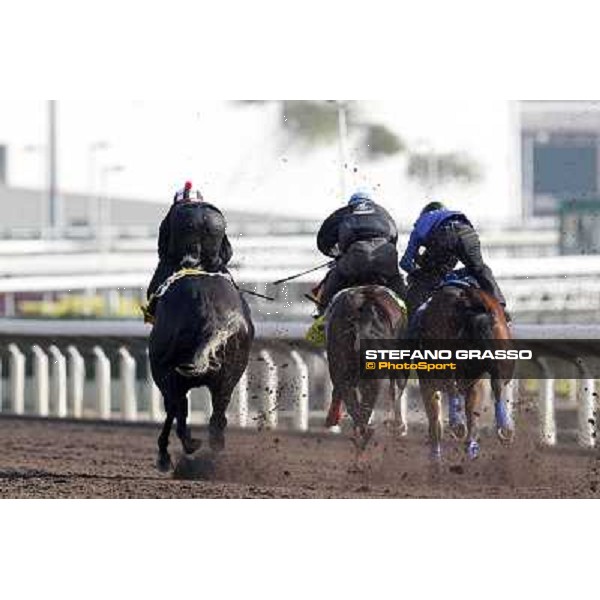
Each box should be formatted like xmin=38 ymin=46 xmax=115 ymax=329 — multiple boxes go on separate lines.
xmin=466 ymin=440 xmax=480 ymax=460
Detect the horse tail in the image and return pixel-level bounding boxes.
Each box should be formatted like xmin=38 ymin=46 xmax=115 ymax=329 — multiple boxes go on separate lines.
xmin=466 ymin=288 xmax=510 ymax=342
xmin=174 ymin=281 xmax=249 ymax=379
xmin=468 ymin=310 xmax=495 ymax=342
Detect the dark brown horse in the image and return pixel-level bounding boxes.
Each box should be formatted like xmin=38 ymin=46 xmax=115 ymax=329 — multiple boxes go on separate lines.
xmin=325 ymin=285 xmax=408 ymax=456
xmin=149 ymin=273 xmax=254 ymax=472
xmin=415 ymin=284 xmax=514 ymax=460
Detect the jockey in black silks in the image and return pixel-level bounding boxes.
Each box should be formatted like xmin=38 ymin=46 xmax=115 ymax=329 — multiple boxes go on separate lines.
xmin=400 ymin=201 xmax=508 ymax=323
xmin=312 ymin=190 xmax=406 ymax=315
xmin=144 ymin=182 xmax=233 ymax=322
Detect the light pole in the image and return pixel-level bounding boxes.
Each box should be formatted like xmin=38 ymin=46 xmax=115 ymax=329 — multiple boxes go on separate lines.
xmin=23 ymin=144 xmax=46 ymax=238
xmin=88 ymin=141 xmax=111 ymax=235
xmin=99 ymin=164 xmax=125 ymax=251
xmin=47 ymin=101 xmax=60 ymax=238
xmin=336 ymin=101 xmax=350 ymax=199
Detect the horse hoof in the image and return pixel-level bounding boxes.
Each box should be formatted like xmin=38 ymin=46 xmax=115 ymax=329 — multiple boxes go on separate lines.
xmin=396 ymin=422 xmax=408 ymax=438
xmin=325 ymin=402 xmax=343 ymax=428
xmin=449 ymin=422 xmax=467 ymax=441
xmin=353 ymin=427 xmax=374 ymax=451
xmin=497 ymin=427 xmax=515 ymax=444
xmin=385 ymin=418 xmax=408 ymax=438
xmin=183 ymin=437 xmax=202 ymax=455
xmin=466 ymin=440 xmax=480 ymax=460
xmin=429 ymin=444 xmax=442 ymax=462
xmin=156 ymin=451 xmax=172 ymax=473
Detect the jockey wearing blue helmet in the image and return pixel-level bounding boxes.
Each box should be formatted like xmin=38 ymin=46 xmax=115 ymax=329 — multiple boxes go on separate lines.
xmin=313 ymin=188 xmax=406 ymax=313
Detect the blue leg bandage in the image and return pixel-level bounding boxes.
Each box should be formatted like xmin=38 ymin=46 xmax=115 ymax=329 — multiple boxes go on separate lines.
xmin=495 ymin=400 xmax=511 ymax=431
xmin=449 ymin=395 xmax=464 ymax=426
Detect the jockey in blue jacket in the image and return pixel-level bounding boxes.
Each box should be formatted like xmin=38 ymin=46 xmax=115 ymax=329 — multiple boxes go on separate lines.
xmin=400 ymin=201 xmax=508 ymax=318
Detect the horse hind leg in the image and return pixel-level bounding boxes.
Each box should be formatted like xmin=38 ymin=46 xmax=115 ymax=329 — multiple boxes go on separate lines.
xmin=384 ymin=377 xmax=408 ymax=438
xmin=492 ymin=377 xmax=514 ymax=443
xmin=174 ymin=392 xmax=202 ymax=455
xmin=465 ymin=381 xmax=483 ymax=460
xmin=422 ymin=385 xmax=444 ymax=461
xmin=448 ymin=388 xmax=467 ymax=441
xmin=207 ymin=381 xmax=235 ymax=453
xmin=157 ymin=413 xmax=175 ymax=473
xmin=325 ymin=388 xmax=344 ymax=429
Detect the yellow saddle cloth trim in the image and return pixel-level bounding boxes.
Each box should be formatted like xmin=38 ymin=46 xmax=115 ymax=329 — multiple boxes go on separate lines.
xmin=153 ymin=267 xmax=209 ymax=300
xmin=306 ymin=316 xmax=326 ymax=348
xmin=327 ymin=285 xmax=407 ymax=318
xmin=305 ymin=287 xmax=406 ymax=346
xmin=141 ymin=268 xmax=230 ymax=325
xmin=382 ymin=288 xmax=408 ymax=315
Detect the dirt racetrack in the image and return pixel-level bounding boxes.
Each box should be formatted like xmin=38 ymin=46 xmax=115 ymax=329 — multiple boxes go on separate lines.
xmin=1 ymin=415 xmax=600 ymax=498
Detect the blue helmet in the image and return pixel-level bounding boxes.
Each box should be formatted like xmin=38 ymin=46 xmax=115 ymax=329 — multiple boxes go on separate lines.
xmin=348 ymin=188 xmax=373 ymax=206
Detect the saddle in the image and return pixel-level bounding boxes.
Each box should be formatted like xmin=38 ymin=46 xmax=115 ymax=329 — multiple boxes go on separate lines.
xmin=438 ymin=270 xmax=480 ymax=291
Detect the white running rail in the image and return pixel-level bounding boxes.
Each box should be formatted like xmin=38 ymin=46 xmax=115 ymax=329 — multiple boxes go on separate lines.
xmin=0 ymin=320 xmax=596 ymax=448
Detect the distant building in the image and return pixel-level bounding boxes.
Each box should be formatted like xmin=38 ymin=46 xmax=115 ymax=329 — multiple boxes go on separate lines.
xmin=520 ymin=101 xmax=600 ymax=218
xmin=0 ymin=183 xmax=318 ymax=239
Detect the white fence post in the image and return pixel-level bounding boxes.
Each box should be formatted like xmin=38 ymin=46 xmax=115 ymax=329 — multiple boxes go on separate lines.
xmin=234 ymin=370 xmax=249 ymax=428
xmin=537 ymin=358 xmax=556 ymax=446
xmin=322 ymin=352 xmax=333 ymax=412
xmin=119 ymin=347 xmax=137 ymax=422
xmin=569 ymin=379 xmax=578 ymax=407
xmin=49 ymin=345 xmax=68 ymax=418
xmin=577 ymin=360 xmax=596 ymax=448
xmin=67 ymin=346 xmax=85 ymax=419
xmin=291 ymin=350 xmax=309 ymax=431
xmin=93 ymin=346 xmax=111 ymax=420
xmin=8 ymin=344 xmax=25 ymax=415
xmin=260 ymin=349 xmax=278 ymax=429
xmin=32 ymin=345 xmax=50 ymax=417
xmin=146 ymin=352 xmax=162 ymax=422
xmin=398 ymin=380 xmax=408 ymax=430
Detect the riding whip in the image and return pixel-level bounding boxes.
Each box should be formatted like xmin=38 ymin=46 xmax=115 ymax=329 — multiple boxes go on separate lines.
xmin=238 ymin=287 xmax=276 ymax=302
xmin=272 ymin=261 xmax=335 ymax=286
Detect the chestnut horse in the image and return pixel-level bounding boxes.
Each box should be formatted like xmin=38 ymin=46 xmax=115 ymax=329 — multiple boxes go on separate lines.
xmin=414 ymin=283 xmax=514 ymax=460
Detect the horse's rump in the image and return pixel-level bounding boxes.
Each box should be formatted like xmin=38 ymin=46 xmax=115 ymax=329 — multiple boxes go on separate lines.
xmin=149 ymin=275 xmax=253 ymax=379
xmin=422 ymin=284 xmax=513 ymax=383
xmin=327 ymin=285 xmax=407 ymax=385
